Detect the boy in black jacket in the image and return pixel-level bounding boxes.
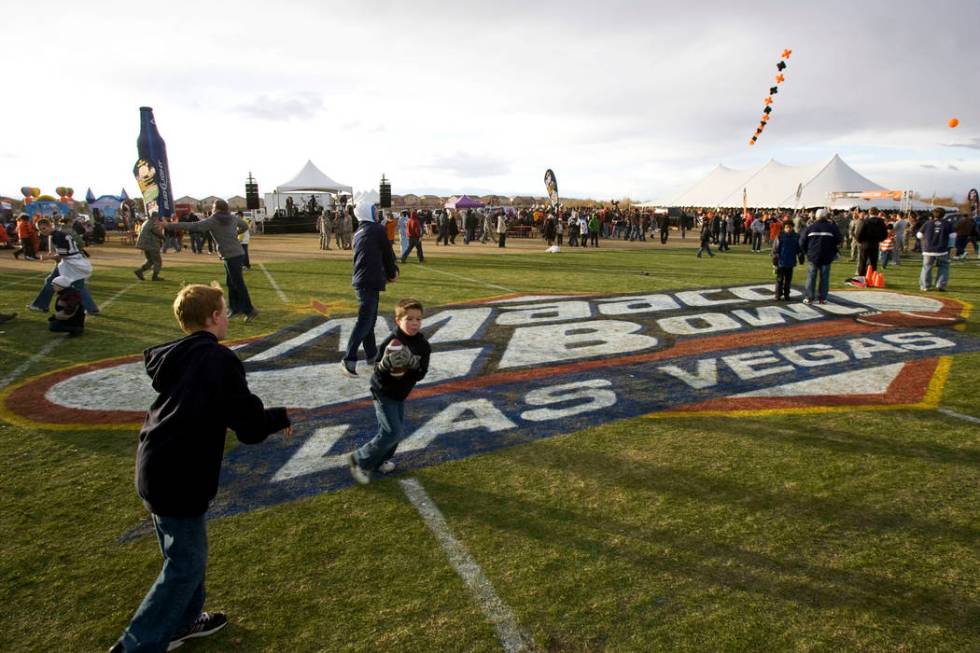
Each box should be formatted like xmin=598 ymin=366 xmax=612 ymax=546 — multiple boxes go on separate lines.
xmin=347 ymin=298 xmax=431 ymax=484
xmin=110 ymin=283 xmax=291 ymax=653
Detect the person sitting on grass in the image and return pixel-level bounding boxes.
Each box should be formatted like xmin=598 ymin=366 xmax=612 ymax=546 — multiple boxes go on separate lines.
xmin=347 ymin=298 xmax=431 ymax=484
xmin=109 ymin=282 xmax=292 ymax=653
xmin=48 ymin=276 xmax=85 ymax=336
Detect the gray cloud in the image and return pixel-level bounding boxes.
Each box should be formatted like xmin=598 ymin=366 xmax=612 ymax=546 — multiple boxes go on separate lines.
xmin=920 ymin=164 xmax=937 ymax=169
xmin=425 ymin=152 xmax=510 ymax=177
xmin=233 ymin=93 xmax=325 ymax=121
xmin=943 ymin=137 xmax=980 ymax=150
xmin=948 ymin=164 xmax=960 ymax=171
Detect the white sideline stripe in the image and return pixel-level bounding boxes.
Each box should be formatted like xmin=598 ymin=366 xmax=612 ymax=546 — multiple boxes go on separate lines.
xmin=259 ymin=263 xmax=289 ymax=303
xmin=0 ymin=283 xmax=135 ymax=391
xmin=937 ymin=408 xmax=980 ymax=425
xmin=99 ymin=283 xmax=137 ymax=310
xmin=399 ymin=478 xmax=531 ymax=653
xmin=0 ymin=340 xmax=61 ymax=392
xmin=420 ymin=265 xmax=516 ymax=293
xmin=1 ymin=273 xmax=47 ymax=289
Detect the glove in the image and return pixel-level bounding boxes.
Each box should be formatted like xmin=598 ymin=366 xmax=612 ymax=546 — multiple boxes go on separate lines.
xmin=407 ymin=354 xmax=422 ymax=371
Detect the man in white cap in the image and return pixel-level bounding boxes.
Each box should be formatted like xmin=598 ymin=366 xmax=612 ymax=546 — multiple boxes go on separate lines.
xmin=798 ymin=208 xmax=843 ymax=304
xmin=340 ymin=191 xmax=399 ymax=377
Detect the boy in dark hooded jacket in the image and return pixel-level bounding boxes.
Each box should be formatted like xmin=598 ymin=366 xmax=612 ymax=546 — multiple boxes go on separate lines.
xmin=110 ymin=282 xmax=291 ymax=653
xmin=771 ymin=221 xmax=804 ymax=300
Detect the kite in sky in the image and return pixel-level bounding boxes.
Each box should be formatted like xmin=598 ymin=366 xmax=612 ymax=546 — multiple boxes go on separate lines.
xmin=750 ymin=49 xmax=792 ymax=146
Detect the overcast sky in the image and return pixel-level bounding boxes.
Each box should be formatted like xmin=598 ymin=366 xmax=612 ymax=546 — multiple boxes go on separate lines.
xmin=3 ymin=0 xmax=979 ymax=202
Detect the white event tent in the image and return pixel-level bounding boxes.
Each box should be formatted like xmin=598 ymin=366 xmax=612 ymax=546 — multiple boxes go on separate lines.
xmin=265 ymin=160 xmax=353 ymax=214
xmin=644 ymin=154 xmax=941 ymax=211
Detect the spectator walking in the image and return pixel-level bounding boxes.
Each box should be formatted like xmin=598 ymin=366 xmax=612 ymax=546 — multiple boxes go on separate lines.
xmin=341 ymin=197 xmax=399 ymax=377
xmin=134 ymin=214 xmax=165 ymax=281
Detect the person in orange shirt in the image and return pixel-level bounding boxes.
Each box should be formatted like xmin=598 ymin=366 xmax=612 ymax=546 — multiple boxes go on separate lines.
xmin=768 ymin=215 xmax=782 ymax=244
xmin=13 ymin=214 xmax=39 ymax=260
xmin=386 ymin=212 xmax=398 ymax=245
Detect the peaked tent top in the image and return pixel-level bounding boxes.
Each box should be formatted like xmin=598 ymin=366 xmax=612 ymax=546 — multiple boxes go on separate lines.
xmin=657 ymin=154 xmax=917 ymax=209
xmin=276 ymin=160 xmax=353 ymax=194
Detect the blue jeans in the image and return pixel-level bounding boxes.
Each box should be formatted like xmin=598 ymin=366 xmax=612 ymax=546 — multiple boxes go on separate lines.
xmin=920 ymin=254 xmax=949 ymax=290
xmin=343 ymin=287 xmax=380 ymax=363
xmin=223 ymin=254 xmax=253 ymax=315
xmin=805 ymin=262 xmax=831 ymax=301
xmin=356 ymin=395 xmax=405 ymax=471
xmin=117 ymin=513 xmax=208 ymax=652
xmin=31 ymin=265 xmax=99 ymax=313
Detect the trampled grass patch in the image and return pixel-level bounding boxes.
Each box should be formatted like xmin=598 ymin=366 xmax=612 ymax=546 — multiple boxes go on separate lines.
xmin=1 ymin=238 xmax=978 ymax=651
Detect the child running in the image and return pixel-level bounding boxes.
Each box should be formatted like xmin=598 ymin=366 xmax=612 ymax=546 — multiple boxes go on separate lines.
xmin=347 ymin=298 xmax=431 ymax=483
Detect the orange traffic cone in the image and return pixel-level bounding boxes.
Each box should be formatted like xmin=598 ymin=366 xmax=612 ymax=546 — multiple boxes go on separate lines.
xmin=873 ymin=269 xmax=885 ymax=288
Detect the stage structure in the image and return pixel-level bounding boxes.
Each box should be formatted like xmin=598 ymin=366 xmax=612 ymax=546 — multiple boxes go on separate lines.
xmin=264 ymin=160 xmax=353 ymax=233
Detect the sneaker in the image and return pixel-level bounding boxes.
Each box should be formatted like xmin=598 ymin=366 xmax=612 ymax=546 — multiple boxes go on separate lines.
xmin=339 ymin=361 xmax=357 ymax=378
xmin=13 ymin=250 xmax=20 ymax=259
xmin=133 ymin=269 xmax=145 ymax=281
xmin=935 ymin=287 xmax=947 ymax=292
xmin=347 ymin=453 xmax=371 ymax=485
xmin=802 ymin=298 xmax=812 ymax=305
xmin=26 ymin=304 xmax=45 ymax=312
xmin=169 ymin=611 xmax=227 ymax=648
xmin=151 ymin=276 xmax=165 ymax=282
xmin=378 ymin=461 xmax=396 ymax=474
xmin=25 ymin=256 xmax=40 ymax=261
xmin=244 ymin=310 xmax=259 ymax=323
xmin=818 ymin=300 xmax=827 ymax=304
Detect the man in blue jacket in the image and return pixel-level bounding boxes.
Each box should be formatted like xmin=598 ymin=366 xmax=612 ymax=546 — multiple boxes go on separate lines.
xmin=917 ymin=208 xmax=954 ymax=291
xmin=110 ymin=283 xmax=291 ymax=652
xmin=341 ymin=196 xmax=399 ymax=377
xmin=799 ymin=208 xmax=843 ymax=304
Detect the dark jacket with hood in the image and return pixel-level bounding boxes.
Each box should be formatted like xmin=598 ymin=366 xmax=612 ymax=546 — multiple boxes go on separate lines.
xmin=135 ymin=331 xmax=289 ymax=517
xmin=351 ymin=219 xmax=399 ymax=291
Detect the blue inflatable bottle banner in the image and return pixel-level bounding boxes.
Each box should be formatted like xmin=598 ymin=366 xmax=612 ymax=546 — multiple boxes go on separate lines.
xmin=133 ymin=107 xmax=174 ymax=218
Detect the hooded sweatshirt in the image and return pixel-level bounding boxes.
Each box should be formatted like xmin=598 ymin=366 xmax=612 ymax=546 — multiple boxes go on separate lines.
xmin=135 ymin=331 xmax=289 ymax=517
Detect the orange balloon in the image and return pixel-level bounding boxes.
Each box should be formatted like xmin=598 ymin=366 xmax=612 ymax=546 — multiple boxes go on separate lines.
xmin=948 ymin=118 xmax=959 ymax=128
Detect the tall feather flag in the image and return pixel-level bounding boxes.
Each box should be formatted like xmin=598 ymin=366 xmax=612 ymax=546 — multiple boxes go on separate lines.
xmin=544 ymin=169 xmax=559 ymax=210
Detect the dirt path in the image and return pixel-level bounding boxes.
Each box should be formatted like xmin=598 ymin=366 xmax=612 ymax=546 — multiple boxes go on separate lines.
xmin=0 ymin=230 xmax=703 ymax=273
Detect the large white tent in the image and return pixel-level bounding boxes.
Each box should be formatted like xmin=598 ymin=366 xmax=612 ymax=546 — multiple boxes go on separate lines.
xmin=643 ymin=154 xmax=942 ymax=211
xmin=275 ymin=160 xmax=352 ymax=194
xmin=265 ymin=160 xmax=353 ymax=215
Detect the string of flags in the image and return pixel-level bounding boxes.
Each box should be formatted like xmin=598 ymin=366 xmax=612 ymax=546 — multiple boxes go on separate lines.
xmin=750 ymin=48 xmax=792 ymax=146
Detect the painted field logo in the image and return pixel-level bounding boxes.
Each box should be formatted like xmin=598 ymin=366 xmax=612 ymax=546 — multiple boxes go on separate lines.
xmin=3 ymin=286 xmax=975 ymax=520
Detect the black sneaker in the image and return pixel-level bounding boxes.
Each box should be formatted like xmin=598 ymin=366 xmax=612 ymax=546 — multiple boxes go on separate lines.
xmin=133 ymin=269 xmax=145 ymax=281
xmin=339 ymin=360 xmax=357 ymax=378
xmin=170 ymin=611 xmax=227 ymax=648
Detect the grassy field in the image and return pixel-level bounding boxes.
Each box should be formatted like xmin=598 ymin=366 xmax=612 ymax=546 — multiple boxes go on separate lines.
xmin=1 ymin=235 xmax=978 ymax=652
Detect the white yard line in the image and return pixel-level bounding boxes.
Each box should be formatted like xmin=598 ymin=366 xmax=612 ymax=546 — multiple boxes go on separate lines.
xmin=937 ymin=408 xmax=980 ymax=425
xmin=399 ymin=478 xmax=531 ymax=653
xmin=0 ymin=340 xmax=62 ymax=392
xmin=0 ymin=272 xmax=47 ymax=289
xmin=259 ymin=263 xmax=289 ymax=303
xmin=0 ymin=282 xmax=136 ymax=391
xmin=419 ymin=265 xmax=516 ymax=293
xmin=99 ymin=282 xmax=137 ymax=310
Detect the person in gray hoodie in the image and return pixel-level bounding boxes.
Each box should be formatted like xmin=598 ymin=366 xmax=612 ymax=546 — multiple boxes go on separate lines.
xmin=165 ymin=199 xmax=258 ymax=321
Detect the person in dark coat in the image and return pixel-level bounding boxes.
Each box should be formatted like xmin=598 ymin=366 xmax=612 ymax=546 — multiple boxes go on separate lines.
xmin=109 ymin=283 xmax=291 ymax=652
xmin=856 ymin=207 xmax=888 ymax=276
xmin=799 ymin=208 xmax=843 ymax=304
xmin=341 ymin=199 xmax=399 ymax=377
xmin=771 ymin=221 xmax=804 ymax=300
